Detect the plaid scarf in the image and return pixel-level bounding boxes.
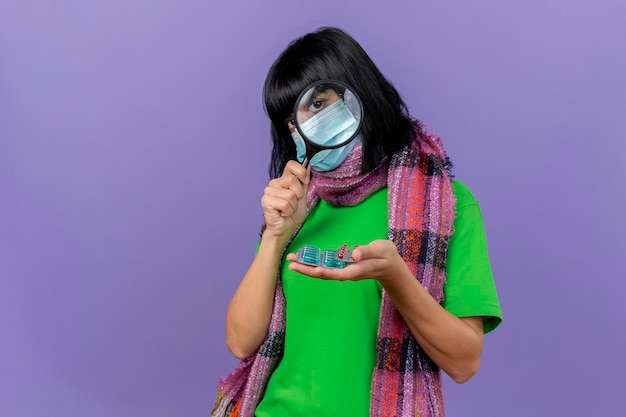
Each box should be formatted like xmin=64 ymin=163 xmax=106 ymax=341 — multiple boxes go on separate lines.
xmin=212 ymin=125 xmax=455 ymax=417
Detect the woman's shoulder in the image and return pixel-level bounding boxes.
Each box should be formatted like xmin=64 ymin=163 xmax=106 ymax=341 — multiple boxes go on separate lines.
xmin=450 ymin=179 xmax=480 ymax=211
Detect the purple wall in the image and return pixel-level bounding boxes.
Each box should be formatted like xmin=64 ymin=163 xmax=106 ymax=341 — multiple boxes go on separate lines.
xmin=1 ymin=1 xmax=624 ymax=416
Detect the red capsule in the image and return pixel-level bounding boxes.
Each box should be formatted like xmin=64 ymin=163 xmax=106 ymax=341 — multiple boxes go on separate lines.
xmin=337 ymin=244 xmax=348 ymax=259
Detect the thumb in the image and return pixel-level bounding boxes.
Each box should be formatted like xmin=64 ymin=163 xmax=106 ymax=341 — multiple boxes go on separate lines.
xmin=350 ymin=244 xmax=371 ymax=262
xmin=351 ymin=240 xmax=394 ymax=261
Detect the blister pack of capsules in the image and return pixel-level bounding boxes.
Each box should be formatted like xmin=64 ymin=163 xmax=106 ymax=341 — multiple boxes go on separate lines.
xmin=295 ymin=244 xmax=357 ymax=269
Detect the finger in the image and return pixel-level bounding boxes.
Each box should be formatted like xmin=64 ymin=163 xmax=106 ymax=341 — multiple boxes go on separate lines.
xmin=288 ymin=259 xmax=366 ymax=281
xmin=283 ymin=160 xmax=310 ymax=185
xmin=264 ymin=185 xmax=299 ymax=209
xmin=261 ymin=192 xmax=298 ymax=217
xmin=351 ymin=240 xmax=396 ymax=261
xmin=350 ymin=244 xmax=371 ymax=261
xmin=270 ymin=173 xmax=306 ymax=200
xmin=288 ymin=262 xmax=344 ymax=281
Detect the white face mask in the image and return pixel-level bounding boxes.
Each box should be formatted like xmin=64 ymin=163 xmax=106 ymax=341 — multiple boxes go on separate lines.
xmin=291 ymin=99 xmax=361 ymax=171
xmin=291 ymin=130 xmax=360 ymax=172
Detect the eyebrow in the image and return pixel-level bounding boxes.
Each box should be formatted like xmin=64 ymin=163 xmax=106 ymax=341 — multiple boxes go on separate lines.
xmin=308 ymin=90 xmax=327 ymax=104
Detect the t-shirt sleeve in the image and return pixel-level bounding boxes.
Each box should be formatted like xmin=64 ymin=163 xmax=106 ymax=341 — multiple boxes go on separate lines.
xmin=441 ymin=181 xmax=503 ymax=334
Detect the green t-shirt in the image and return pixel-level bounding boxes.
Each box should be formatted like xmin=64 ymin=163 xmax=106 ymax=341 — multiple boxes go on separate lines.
xmin=255 ymin=180 xmax=502 ymax=417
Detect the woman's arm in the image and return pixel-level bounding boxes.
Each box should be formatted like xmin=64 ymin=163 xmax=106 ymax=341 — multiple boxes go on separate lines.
xmin=286 ymin=240 xmax=483 ymax=383
xmin=226 ymin=232 xmax=287 ymax=359
xmin=374 ymin=247 xmax=483 ymax=383
xmin=226 ymin=161 xmax=310 ymax=359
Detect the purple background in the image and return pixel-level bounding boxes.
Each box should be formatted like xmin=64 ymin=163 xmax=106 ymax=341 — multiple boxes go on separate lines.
xmin=1 ymin=1 xmax=625 ymax=416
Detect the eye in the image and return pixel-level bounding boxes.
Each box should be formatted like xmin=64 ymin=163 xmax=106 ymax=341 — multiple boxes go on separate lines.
xmin=284 ymin=114 xmax=296 ymax=128
xmin=308 ymin=100 xmax=324 ymax=112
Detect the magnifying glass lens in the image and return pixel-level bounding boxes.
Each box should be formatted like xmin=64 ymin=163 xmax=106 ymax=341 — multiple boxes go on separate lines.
xmin=293 ymin=80 xmax=363 ymax=168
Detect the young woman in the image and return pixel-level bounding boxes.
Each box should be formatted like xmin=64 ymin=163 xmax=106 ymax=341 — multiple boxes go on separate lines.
xmin=213 ymin=27 xmax=502 ymax=417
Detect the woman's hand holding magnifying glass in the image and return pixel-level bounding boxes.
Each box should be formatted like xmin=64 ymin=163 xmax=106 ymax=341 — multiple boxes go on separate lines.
xmin=261 ymin=160 xmax=311 ymax=246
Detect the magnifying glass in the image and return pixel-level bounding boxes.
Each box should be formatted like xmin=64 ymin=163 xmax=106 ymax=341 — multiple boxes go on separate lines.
xmin=293 ymin=80 xmax=363 ymax=168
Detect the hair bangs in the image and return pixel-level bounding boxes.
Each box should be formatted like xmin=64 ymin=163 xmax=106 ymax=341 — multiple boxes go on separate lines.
xmin=264 ymin=39 xmax=343 ymax=125
xmin=263 ymin=73 xmax=304 ymax=126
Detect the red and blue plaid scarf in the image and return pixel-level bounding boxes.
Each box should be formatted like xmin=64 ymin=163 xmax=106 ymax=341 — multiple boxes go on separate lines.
xmin=213 ymin=125 xmax=455 ymax=417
